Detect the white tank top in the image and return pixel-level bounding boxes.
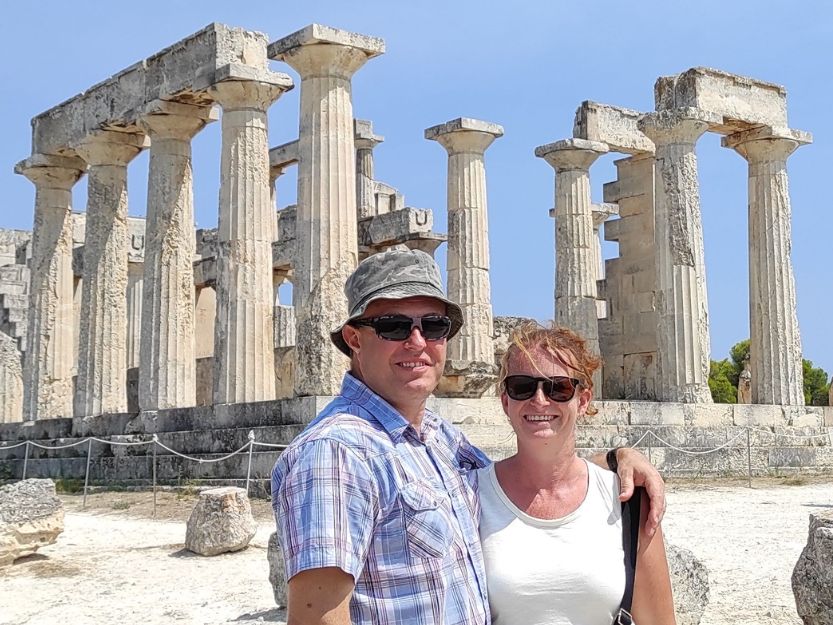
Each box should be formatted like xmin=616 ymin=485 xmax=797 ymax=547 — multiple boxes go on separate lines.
xmin=477 ymin=460 xmax=625 ymax=625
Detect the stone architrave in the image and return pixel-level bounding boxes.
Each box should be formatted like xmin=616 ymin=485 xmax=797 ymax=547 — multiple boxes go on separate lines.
xmin=270 ymin=24 xmax=385 ymax=396
xmin=535 ymin=139 xmax=608 ymax=392
xmin=638 ymin=109 xmax=718 ymax=403
xmin=208 ymin=70 xmax=293 ymax=405
xmin=0 ymin=332 xmax=23 ymax=423
xmin=723 ymin=126 xmax=810 ymax=406
xmin=355 ymin=119 xmax=383 ymax=219
xmin=73 ymin=131 xmax=147 ymax=417
xmin=14 ymin=155 xmax=85 ymax=420
xmin=138 ymin=102 xmax=216 ymax=410
xmin=425 ymin=118 xmax=503 ymax=371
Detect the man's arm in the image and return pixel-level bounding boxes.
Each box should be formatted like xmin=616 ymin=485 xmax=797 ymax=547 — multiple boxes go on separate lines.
xmin=588 ymin=447 xmax=666 ymax=536
xmin=287 ymin=567 xmax=354 ymax=625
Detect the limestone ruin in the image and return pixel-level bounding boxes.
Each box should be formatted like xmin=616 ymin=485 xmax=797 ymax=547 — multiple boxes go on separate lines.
xmin=0 ymin=23 xmax=830 ymax=481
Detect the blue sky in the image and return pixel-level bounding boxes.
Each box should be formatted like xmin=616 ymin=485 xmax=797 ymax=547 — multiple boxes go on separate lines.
xmin=1 ymin=1 xmax=831 ymax=378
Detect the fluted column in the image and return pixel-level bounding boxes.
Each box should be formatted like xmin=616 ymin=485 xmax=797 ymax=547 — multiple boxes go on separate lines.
xmin=209 ymin=73 xmax=293 ymax=405
xmin=138 ymin=102 xmax=215 ymax=410
xmin=14 ymin=154 xmax=85 ymax=420
xmin=126 ymin=262 xmax=143 ymax=369
xmin=638 ymin=108 xmax=717 ymax=403
xmin=73 ymin=131 xmax=147 ymax=416
xmin=535 ymin=139 xmax=608 ymax=389
xmin=355 ymin=120 xmax=383 ymax=219
xmin=270 ymin=25 xmax=385 ymax=396
xmin=591 ymin=203 xmax=619 ymax=319
xmin=723 ymin=126 xmax=810 ymax=405
xmin=426 ymin=118 xmax=502 ymax=368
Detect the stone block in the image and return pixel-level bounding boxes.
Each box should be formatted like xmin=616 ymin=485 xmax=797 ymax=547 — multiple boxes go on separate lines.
xmin=792 ymin=510 xmax=833 ymax=625
xmin=274 ymin=305 xmax=296 ymax=348
xmin=823 ymin=407 xmax=833 ymax=427
xmin=769 ymin=447 xmax=817 ymax=469
xmin=185 ymin=487 xmax=256 ymax=556
xmin=268 ymin=23 xmax=385 ymax=60
xmin=629 ymin=402 xmax=685 ymax=426
xmin=684 ymin=403 xmax=734 ymax=427
xmin=572 ymin=101 xmax=654 ymax=154
xmin=425 ymin=117 xmax=504 ymax=141
xmin=269 ymin=140 xmax=299 ymax=170
xmin=622 ymin=353 xmax=657 ymax=400
xmin=654 ymin=67 xmax=788 ymax=132
xmin=733 ymin=404 xmax=785 ymax=427
xmin=592 ymin=401 xmax=630 ymax=426
xmin=267 ymin=532 xmax=288 ymax=607
xmin=427 ymin=396 xmax=504 ymax=425
xmin=0 ymin=479 xmax=64 ymax=567
xmin=359 ymin=208 xmax=433 ymax=247
xmin=785 ymin=406 xmax=824 ymax=427
xmin=667 ymin=543 xmax=710 ymax=625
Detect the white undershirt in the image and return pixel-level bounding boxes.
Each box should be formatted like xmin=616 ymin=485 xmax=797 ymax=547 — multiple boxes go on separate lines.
xmin=477 ymin=460 xmax=625 ymax=625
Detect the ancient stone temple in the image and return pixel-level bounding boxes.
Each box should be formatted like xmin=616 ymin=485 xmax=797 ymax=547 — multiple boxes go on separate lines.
xmin=0 ymin=23 xmax=830 ymax=483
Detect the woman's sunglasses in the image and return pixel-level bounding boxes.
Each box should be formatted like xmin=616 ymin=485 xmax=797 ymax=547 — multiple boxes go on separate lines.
xmin=348 ymin=314 xmax=452 ymax=341
xmin=503 ymin=375 xmax=581 ymax=402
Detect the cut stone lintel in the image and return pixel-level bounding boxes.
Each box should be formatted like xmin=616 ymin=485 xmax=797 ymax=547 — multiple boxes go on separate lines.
xmin=358 ymin=207 xmax=434 ymax=247
xmin=424 ymin=117 xmax=504 ymax=142
xmin=573 ymin=101 xmax=654 ymax=155
xmin=32 ymin=23 xmax=272 ymax=155
xmin=267 ymin=23 xmax=385 ymax=59
xmin=269 ymin=140 xmax=299 ymax=171
xmin=655 ymin=67 xmax=788 ymax=134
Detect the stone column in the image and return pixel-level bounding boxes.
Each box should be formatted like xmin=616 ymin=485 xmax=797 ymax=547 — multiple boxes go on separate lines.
xmin=14 ymin=154 xmax=85 ymax=420
xmin=638 ymin=108 xmax=718 ymax=403
xmin=0 ymin=331 xmax=24 ymax=423
xmin=355 ymin=119 xmax=383 ymax=220
xmin=426 ymin=118 xmax=502 ymax=372
xmin=270 ymin=25 xmax=385 ymax=396
xmin=723 ymin=126 xmax=810 ymax=405
xmin=126 ymin=262 xmax=143 ymax=369
xmin=535 ymin=139 xmax=608 ymax=391
xmin=209 ymin=71 xmax=293 ymax=405
xmin=73 ymin=131 xmax=146 ymax=416
xmin=591 ymin=203 xmax=619 ymax=319
xmin=138 ymin=102 xmax=215 ymax=410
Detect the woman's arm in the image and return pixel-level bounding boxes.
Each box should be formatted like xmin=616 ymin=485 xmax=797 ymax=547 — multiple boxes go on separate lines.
xmin=630 ymin=489 xmax=677 ymax=625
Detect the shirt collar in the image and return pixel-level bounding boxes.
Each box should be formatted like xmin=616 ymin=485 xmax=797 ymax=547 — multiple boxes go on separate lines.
xmin=340 ymin=373 xmax=437 ymax=443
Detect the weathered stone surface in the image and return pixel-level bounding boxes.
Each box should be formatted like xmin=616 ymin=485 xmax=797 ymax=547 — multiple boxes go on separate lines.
xmin=436 ymin=360 xmax=497 ymax=398
xmin=667 ymin=543 xmax=710 ymax=625
xmin=0 ymin=479 xmax=64 ymax=566
xmin=267 ymin=532 xmax=288 ymax=607
xmin=355 ymin=119 xmax=384 ymax=220
xmin=792 ymin=510 xmax=833 ymax=625
xmin=0 ymin=332 xmax=23 ymax=423
xmin=573 ymin=101 xmax=654 ymax=154
xmin=184 ymin=486 xmax=256 ymax=556
xmin=655 ymin=67 xmax=788 ymax=132
xmin=271 ymin=25 xmax=382 ymax=397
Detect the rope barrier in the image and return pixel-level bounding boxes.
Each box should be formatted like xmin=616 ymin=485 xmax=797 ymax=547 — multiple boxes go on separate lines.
xmin=152 ymin=439 xmax=252 ymax=464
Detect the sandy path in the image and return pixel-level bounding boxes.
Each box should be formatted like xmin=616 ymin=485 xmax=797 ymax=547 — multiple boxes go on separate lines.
xmin=1 ymin=481 xmax=830 ymax=625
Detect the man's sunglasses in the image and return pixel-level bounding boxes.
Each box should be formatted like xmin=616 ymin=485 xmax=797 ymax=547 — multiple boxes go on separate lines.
xmin=503 ymin=375 xmax=581 ymax=402
xmin=348 ymin=314 xmax=453 ymax=341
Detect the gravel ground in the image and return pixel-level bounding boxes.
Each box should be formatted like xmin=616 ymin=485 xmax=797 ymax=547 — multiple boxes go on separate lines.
xmin=1 ymin=480 xmax=830 ymax=625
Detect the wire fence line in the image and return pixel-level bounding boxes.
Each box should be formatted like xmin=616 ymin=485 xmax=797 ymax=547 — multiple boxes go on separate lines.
xmin=0 ymin=425 xmax=830 ymax=516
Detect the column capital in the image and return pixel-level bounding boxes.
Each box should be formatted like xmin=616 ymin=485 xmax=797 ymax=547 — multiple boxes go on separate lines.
xmin=269 ymin=24 xmax=384 ymax=80
xmin=592 ymin=202 xmax=619 ymax=227
xmin=425 ymin=117 xmax=504 ymax=155
xmin=14 ymin=154 xmax=86 ymax=188
xmin=208 ymin=66 xmax=294 ymax=111
xmin=139 ymin=100 xmax=218 ymax=140
xmin=73 ymin=130 xmax=148 ymax=167
xmin=355 ymin=119 xmax=383 ymax=151
xmin=637 ymin=108 xmax=721 ymax=145
xmin=535 ymin=138 xmax=608 ymax=172
xmin=722 ymin=125 xmax=812 ymax=162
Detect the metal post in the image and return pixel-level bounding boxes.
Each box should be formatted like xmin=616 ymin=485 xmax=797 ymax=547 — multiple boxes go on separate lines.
xmin=83 ymin=439 xmax=93 ymax=508
xmin=245 ymin=430 xmax=255 ymax=496
xmin=152 ymin=434 xmax=158 ymax=520
xmin=22 ymin=441 xmax=30 ymax=479
xmin=746 ymin=427 xmax=752 ymax=488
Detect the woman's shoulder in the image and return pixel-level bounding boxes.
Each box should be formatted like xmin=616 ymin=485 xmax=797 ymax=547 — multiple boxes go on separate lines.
xmin=585 ymin=458 xmax=622 ymax=508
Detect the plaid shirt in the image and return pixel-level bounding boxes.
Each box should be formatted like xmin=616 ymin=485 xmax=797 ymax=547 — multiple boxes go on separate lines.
xmin=271 ymin=373 xmax=491 ymax=625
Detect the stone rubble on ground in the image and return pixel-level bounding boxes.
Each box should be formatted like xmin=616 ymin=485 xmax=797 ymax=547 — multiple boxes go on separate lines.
xmin=267 ymin=531 xmax=288 ymax=608
xmin=0 ymin=478 xmax=64 ymax=566
xmin=184 ymin=486 xmax=256 ymax=556
xmin=667 ymin=542 xmax=710 ymax=625
xmin=792 ymin=510 xmax=833 ymax=625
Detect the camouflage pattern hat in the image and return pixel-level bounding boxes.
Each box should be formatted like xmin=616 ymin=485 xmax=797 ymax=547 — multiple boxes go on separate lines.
xmin=330 ymin=248 xmax=464 ymax=356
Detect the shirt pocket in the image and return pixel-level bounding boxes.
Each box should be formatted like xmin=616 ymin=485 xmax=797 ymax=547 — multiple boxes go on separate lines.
xmin=399 ymin=480 xmax=454 ymax=560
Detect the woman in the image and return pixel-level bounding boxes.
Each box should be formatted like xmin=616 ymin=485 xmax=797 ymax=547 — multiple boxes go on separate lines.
xmin=478 ymin=323 xmax=676 ymax=625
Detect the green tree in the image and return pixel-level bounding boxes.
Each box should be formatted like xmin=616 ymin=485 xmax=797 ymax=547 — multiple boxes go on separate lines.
xmin=728 ymin=339 xmax=750 ymax=388
xmin=708 ymin=359 xmax=737 ymax=403
xmin=803 ymin=359 xmax=831 ymax=406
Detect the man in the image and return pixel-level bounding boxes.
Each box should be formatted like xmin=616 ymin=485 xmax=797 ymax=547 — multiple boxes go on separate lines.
xmin=271 ymin=249 xmax=665 ymax=625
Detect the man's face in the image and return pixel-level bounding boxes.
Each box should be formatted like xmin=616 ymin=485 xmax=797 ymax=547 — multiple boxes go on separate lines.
xmin=342 ymin=296 xmax=448 ymax=414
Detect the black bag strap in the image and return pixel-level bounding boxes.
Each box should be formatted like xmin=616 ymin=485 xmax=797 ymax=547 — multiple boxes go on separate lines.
xmin=619 ymin=487 xmax=642 ymax=620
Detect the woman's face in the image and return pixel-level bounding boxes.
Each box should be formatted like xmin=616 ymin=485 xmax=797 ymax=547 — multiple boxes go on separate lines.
xmin=500 ymin=345 xmax=591 ymax=445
